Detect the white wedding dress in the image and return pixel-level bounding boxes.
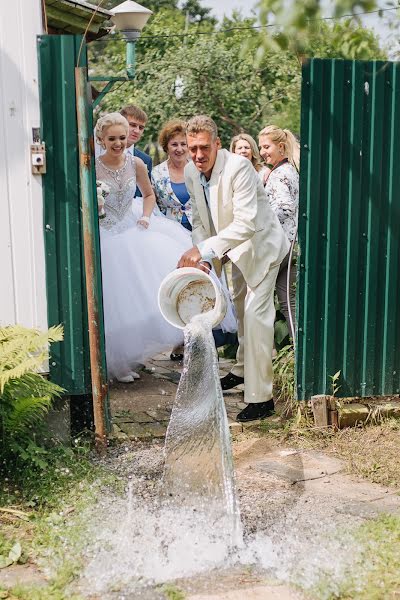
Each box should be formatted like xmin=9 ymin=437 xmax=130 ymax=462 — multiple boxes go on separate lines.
xmin=97 ymin=154 xmax=192 ymax=381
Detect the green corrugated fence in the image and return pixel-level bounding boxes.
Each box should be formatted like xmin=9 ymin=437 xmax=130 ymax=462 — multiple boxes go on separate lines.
xmin=38 ymin=35 xmax=105 ymax=395
xmin=297 ymin=58 xmax=400 ymax=400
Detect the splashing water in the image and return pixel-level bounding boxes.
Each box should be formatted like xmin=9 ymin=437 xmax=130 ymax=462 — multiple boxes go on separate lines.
xmin=162 ymin=313 xmax=242 ymax=548
xmin=78 ymin=307 xmax=369 ymax=599
xmin=81 ymin=313 xmax=243 ymax=595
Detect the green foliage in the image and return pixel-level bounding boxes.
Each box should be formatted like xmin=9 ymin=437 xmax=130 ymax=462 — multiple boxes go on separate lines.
xmin=0 ymin=534 xmax=24 ymax=570
xmin=89 ymin=5 xmax=386 ymax=148
xmin=0 ymin=444 xmax=120 ymax=600
xmin=257 ymin=0 xmax=379 ymax=54
xmin=273 ymin=344 xmax=295 ymax=415
xmin=330 ymin=370 xmax=341 ymax=396
xmin=310 ymin=515 xmax=400 ymax=599
xmin=161 ymin=584 xmax=186 ymax=600
xmin=0 ymin=325 xmax=64 ymax=474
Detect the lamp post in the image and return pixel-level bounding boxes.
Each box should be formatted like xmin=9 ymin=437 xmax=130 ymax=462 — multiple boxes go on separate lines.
xmin=90 ymin=0 xmax=152 ymax=108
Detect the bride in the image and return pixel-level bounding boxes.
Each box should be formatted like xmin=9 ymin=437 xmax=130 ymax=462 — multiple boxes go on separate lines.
xmin=95 ymin=112 xmax=192 ymax=382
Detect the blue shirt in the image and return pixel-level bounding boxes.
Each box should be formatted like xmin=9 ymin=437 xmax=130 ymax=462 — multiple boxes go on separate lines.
xmin=171 ymin=181 xmax=190 ymax=227
xmin=171 ymin=181 xmax=190 ymax=205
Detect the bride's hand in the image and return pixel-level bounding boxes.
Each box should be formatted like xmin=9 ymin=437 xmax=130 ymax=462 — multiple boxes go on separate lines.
xmin=137 ymin=216 xmax=150 ymax=229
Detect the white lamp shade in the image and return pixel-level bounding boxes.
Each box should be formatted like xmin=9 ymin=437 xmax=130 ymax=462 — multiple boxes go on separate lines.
xmin=111 ymin=1 xmax=153 ymax=32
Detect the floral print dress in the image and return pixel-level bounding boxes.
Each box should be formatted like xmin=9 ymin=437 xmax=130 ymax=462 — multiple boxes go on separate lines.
xmin=151 ymin=159 xmax=193 ymax=226
xmin=265 ymin=161 xmax=299 ymax=242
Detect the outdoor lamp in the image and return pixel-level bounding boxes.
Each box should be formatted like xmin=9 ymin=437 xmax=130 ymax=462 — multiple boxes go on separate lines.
xmin=90 ymin=0 xmax=153 ymax=108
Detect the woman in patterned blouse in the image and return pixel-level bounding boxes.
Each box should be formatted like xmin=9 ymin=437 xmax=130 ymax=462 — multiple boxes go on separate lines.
xmin=151 ymin=119 xmax=192 ymax=231
xmin=259 ymin=125 xmax=300 ymax=340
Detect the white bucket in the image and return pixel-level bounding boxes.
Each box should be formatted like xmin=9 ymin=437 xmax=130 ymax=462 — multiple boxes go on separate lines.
xmin=158 ymin=267 xmax=227 ymax=330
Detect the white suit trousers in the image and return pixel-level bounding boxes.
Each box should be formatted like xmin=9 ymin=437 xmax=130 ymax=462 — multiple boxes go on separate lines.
xmin=231 ymin=263 xmax=279 ymax=404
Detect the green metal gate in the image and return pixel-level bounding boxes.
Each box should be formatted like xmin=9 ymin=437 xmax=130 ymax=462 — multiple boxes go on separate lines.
xmin=37 ymin=34 xmax=106 ymax=397
xmin=297 ymin=58 xmax=400 ymax=400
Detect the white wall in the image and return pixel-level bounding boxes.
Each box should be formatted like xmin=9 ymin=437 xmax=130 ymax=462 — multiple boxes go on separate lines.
xmin=0 ymin=0 xmax=47 ymax=330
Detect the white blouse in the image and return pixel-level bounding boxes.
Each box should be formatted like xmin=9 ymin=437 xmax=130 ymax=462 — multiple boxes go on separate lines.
xmin=265 ymin=161 xmax=299 ymax=242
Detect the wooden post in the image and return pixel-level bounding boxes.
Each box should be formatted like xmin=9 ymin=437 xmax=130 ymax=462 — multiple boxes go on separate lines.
xmin=310 ymin=395 xmax=330 ymax=427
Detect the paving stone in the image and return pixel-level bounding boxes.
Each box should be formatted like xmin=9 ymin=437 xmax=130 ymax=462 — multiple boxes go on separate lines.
xmin=113 ymin=414 xmax=136 ymax=424
xmin=242 ymin=419 xmax=261 ymax=428
xmin=148 ymin=364 xmax=172 ymax=375
xmin=144 ymin=422 xmax=168 ymax=438
xmin=227 ymin=410 xmax=239 ymax=419
xmin=130 ymin=411 xmax=155 ymax=423
xmin=162 ymin=371 xmax=181 ymax=384
xmin=151 ymin=353 xmax=170 ymax=361
xmin=146 ymin=408 xmax=171 ymax=421
xmin=229 ymin=422 xmax=243 ymax=434
xmin=224 ymin=398 xmax=241 ymax=407
xmin=119 ymin=422 xmax=152 ymax=440
xmin=112 ymin=431 xmax=129 ymax=442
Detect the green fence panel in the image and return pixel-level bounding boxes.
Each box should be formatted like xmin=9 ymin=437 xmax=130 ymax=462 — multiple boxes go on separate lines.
xmin=38 ymin=35 xmax=105 ymax=395
xmin=297 ymin=58 xmax=400 ymax=400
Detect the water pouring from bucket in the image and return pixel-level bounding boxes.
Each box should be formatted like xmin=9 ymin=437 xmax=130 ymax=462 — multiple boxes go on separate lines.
xmin=158 ymin=267 xmax=243 ymax=549
xmin=158 ymin=266 xmax=227 ymax=330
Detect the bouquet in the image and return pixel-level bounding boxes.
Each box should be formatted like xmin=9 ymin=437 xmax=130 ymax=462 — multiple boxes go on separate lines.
xmin=96 ymin=180 xmax=110 ymax=218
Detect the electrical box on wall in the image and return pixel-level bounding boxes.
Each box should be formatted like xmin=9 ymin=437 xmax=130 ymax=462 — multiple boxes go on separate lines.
xmin=31 ymin=142 xmax=46 ymax=174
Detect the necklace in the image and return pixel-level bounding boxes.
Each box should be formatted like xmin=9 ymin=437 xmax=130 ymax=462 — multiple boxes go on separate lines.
xmin=99 ymin=155 xmax=128 ymax=186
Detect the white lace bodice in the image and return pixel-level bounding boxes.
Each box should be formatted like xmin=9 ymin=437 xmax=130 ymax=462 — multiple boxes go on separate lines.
xmin=96 ymin=154 xmax=137 ymax=233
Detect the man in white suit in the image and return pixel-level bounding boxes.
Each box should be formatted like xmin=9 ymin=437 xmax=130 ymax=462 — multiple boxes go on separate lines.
xmin=178 ymin=115 xmax=289 ymax=422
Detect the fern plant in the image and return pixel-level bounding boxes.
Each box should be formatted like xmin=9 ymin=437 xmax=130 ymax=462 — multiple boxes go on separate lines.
xmin=0 ymin=325 xmax=64 ymax=472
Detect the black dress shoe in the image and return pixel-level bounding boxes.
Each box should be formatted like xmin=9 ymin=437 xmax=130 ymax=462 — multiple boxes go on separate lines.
xmin=220 ymin=372 xmax=244 ymax=390
xmin=236 ymin=399 xmax=275 ymax=422
xmin=170 ymin=352 xmax=184 ymax=361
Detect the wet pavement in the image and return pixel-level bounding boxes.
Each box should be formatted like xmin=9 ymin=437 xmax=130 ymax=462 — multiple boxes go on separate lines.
xmin=110 ymin=352 xmax=256 ymax=441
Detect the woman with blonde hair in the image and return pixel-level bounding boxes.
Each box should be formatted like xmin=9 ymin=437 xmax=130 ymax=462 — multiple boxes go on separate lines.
xmin=95 ymin=112 xmax=192 ymax=381
xmin=230 ymin=133 xmax=269 ymax=183
xmin=258 ymin=125 xmax=300 ymax=340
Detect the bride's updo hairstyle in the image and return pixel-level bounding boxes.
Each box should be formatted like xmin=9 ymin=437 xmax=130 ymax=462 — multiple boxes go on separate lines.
xmin=259 ymin=125 xmax=300 ymax=172
xmin=95 ymin=112 xmax=129 ymax=145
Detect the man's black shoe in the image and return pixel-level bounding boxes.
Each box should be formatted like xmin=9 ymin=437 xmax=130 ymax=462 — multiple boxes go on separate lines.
xmin=236 ymin=399 xmax=275 ymax=422
xmin=220 ymin=372 xmax=244 ymax=390
xmin=170 ymin=352 xmax=184 ymax=361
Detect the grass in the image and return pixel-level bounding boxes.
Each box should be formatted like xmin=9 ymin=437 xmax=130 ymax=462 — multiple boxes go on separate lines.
xmin=285 ymin=418 xmax=400 ymax=489
xmin=0 ymin=443 xmax=122 ymax=600
xmin=272 ymin=345 xmax=296 ymax=416
xmin=161 ymin=583 xmax=186 ymax=600
xmin=312 ymin=514 xmax=400 ymax=600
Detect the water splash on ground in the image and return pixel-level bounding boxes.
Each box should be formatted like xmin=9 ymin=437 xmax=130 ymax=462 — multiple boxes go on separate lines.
xmin=79 ymin=316 xmax=365 ymax=598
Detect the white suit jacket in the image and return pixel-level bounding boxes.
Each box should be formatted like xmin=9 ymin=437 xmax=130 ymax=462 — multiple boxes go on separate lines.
xmin=185 ymin=149 xmax=290 ymax=288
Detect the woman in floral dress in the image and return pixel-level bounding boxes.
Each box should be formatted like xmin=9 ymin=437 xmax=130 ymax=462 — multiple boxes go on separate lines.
xmin=258 ymin=125 xmax=300 ymax=340
xmin=151 ymin=119 xmax=192 ymax=231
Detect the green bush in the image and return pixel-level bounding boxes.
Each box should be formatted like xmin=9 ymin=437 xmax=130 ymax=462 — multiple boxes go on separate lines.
xmin=0 ymin=325 xmax=64 ymax=474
